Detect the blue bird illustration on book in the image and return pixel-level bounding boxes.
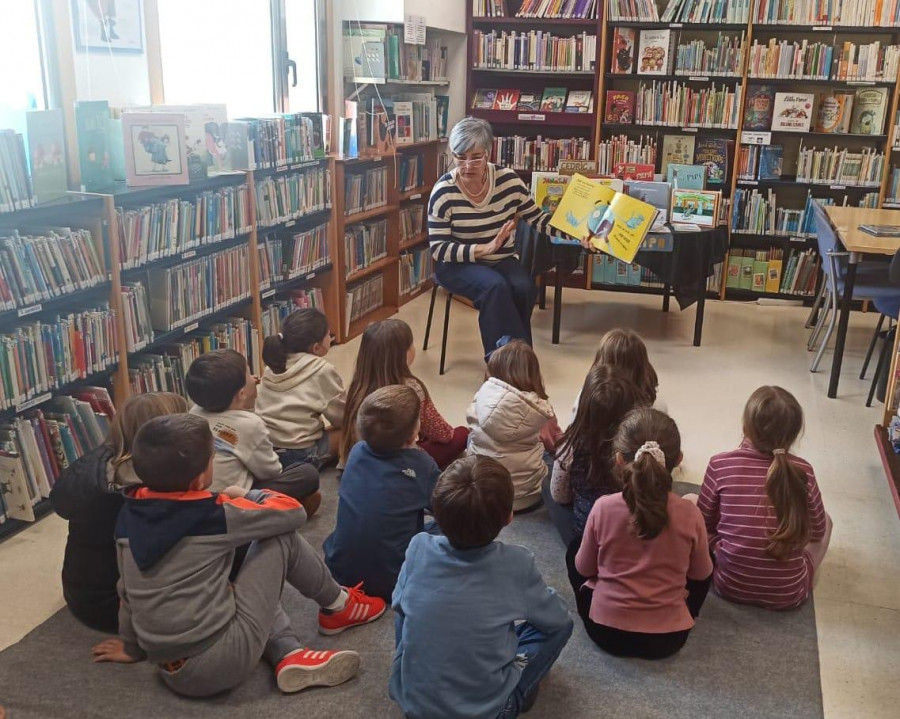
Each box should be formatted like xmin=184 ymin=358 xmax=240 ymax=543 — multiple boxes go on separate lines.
xmin=624 ymin=211 xmax=646 ymax=229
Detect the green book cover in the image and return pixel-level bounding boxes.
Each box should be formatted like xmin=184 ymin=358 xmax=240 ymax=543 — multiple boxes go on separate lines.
xmin=752 ymin=255 xmax=768 ymax=292
xmin=25 ymin=109 xmax=68 ymax=203
xmin=388 ymin=33 xmax=401 ymax=79
xmin=74 ymin=100 xmax=112 ymax=191
xmin=739 ymin=254 xmax=754 ymax=290
xmin=726 ymin=251 xmax=743 ymax=289
xmin=108 ymin=117 xmax=126 ymax=182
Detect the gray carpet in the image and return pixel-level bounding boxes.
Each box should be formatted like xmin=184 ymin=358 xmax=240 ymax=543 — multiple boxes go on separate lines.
xmin=0 ymin=475 xmax=823 ymax=719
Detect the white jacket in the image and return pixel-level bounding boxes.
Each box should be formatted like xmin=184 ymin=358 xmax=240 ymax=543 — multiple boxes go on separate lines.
xmin=466 ymin=378 xmax=555 ymax=510
xmin=256 ymin=352 xmax=346 ymax=449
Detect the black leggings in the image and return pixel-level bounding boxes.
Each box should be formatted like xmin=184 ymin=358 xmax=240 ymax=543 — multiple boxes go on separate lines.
xmin=565 ymin=537 xmax=712 ymax=660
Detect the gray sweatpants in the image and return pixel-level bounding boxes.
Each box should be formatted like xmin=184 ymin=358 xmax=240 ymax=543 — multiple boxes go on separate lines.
xmin=255 ymin=462 xmax=320 ymax=503
xmin=160 ymin=531 xmax=342 ymax=697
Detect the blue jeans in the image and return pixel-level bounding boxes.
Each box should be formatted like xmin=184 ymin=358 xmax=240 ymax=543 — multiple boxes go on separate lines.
xmin=497 ymin=621 xmax=573 ymax=718
xmin=435 ymin=256 xmax=537 ymax=357
xmin=275 ymin=433 xmax=332 ymax=470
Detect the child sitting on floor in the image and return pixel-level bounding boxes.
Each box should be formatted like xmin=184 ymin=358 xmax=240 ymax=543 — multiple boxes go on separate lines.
xmin=390 ymin=455 xmax=573 ymax=719
xmin=467 ymin=340 xmax=557 ymax=511
xmin=324 ymin=385 xmax=440 ymax=601
xmin=339 ymin=319 xmax=468 ymax=469
xmin=570 ymin=408 xmax=712 ymax=659
xmin=570 ymin=328 xmax=661 ymax=420
xmin=92 ymin=414 xmax=386 ymax=697
xmin=697 ymin=386 xmax=832 ymax=610
xmin=543 ymin=365 xmax=640 ymax=548
xmin=50 ymin=392 xmax=187 ymax=634
xmin=186 ymin=349 xmax=321 ymax=516
xmin=256 ymin=308 xmax=345 ymax=469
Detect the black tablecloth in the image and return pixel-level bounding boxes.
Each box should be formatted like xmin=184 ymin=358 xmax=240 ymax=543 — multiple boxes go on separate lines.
xmin=517 ymin=223 xmax=729 ymax=311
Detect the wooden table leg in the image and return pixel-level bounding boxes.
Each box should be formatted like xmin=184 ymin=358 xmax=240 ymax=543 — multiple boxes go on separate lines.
xmin=828 ymin=254 xmax=858 ymax=398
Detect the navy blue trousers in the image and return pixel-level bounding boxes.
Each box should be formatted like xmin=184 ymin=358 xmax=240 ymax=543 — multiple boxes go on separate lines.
xmin=435 ymin=256 xmax=537 ymax=357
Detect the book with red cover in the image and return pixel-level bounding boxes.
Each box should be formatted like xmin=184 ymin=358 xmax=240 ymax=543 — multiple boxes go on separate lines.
xmin=604 ymin=91 xmax=635 ymax=124
xmin=493 ymin=89 xmax=521 ymax=111
xmin=614 ymin=163 xmax=655 ymax=180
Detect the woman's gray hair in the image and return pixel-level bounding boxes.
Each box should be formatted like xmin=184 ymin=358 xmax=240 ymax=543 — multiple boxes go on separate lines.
xmin=448 ymin=117 xmax=494 ymax=155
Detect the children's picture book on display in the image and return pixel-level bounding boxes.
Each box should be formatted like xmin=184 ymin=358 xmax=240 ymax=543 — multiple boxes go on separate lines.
xmin=611 ymin=27 xmax=636 ymax=74
xmin=436 ymin=96 xmax=449 ymax=138
xmin=772 ymin=93 xmax=815 ymax=133
xmin=814 ymin=92 xmax=853 ymax=134
xmin=370 ymin=99 xmax=394 ymax=154
xmin=548 ymin=174 xmax=658 ymax=262
xmin=530 ymin=172 xmax=577 ymax=245
xmin=625 ymin=180 xmax=672 ymax=230
xmin=758 ymin=145 xmax=784 ymax=180
xmin=604 ymin=91 xmax=635 ymax=124
xmin=743 ymin=85 xmax=776 ymax=131
xmin=493 ymin=90 xmax=521 ymax=111
xmin=615 ymin=163 xmax=654 ymax=180
xmin=394 ymin=102 xmax=414 ymax=144
xmin=472 ymin=89 xmax=497 ymax=110
xmin=660 ymin=135 xmax=695 ymax=177
xmin=122 ymin=112 xmax=189 ymax=187
xmin=637 ymin=29 xmax=672 ymax=75
xmin=566 ymin=91 xmax=593 ymax=113
xmin=692 ymin=138 xmax=731 ymax=187
xmin=850 ymin=88 xmax=887 ymax=135
xmin=666 ymin=163 xmax=706 ymax=189
xmin=540 ymin=88 xmax=568 ymax=113
xmin=74 ymin=100 xmax=112 ymax=191
xmin=671 ymin=189 xmax=719 ymax=227
xmin=516 ymin=92 xmax=540 ymax=111
xmin=25 ymin=109 xmax=68 ymax=204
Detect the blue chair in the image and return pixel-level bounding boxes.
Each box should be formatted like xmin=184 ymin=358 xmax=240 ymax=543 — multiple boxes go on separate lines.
xmin=808 ymin=202 xmax=900 ymax=375
xmin=862 ymin=250 xmax=900 ymax=406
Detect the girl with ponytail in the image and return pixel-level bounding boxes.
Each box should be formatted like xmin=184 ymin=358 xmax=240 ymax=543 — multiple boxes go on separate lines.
xmin=570 ymin=408 xmax=713 ymax=659
xmin=697 ymin=386 xmax=831 ymax=610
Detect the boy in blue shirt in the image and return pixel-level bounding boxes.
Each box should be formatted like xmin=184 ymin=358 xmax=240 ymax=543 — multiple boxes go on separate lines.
xmin=324 ymin=384 xmax=440 ymax=601
xmin=390 ymin=455 xmax=574 ymax=719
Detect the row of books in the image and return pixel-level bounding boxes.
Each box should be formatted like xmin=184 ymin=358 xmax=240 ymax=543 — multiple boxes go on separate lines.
xmin=743 ymin=86 xmax=889 ymax=135
xmin=255 ymin=166 xmax=332 ymax=228
xmin=237 ymin=113 xmax=328 ymax=169
xmin=609 ymin=28 xmax=678 ymax=76
xmin=400 ymin=247 xmax=433 ymax=296
xmin=400 ymin=205 xmax=425 ymax=242
xmin=0 ymin=307 xmax=117 ymax=411
xmin=0 ymin=228 xmax=105 ymax=311
xmin=472 ymin=88 xmax=593 ymax=113
xmin=117 ymin=183 xmax=253 ymax=270
xmin=731 ymin=188 xmax=820 ymax=236
xmin=630 ymin=81 xmax=742 ymax=128
xmin=738 ymin=144 xmax=787 ymax=179
xmin=492 ymin=136 xmax=593 ymax=172
xmin=394 ymin=97 xmax=443 ymax=145
xmin=120 ymin=283 xmax=153 ymax=353
xmin=0 ymin=130 xmax=34 ymax=213
xmin=747 ymin=39 xmax=900 ymax=82
xmin=473 ymin=0 xmax=508 ymax=17
xmin=282 ymin=223 xmax=331 ymax=280
xmin=753 ymin=0 xmax=900 ymax=26
xmin=0 ymin=391 xmax=113 ymax=522
xmin=514 ymin=0 xmax=598 ymax=18
xmin=146 ymin=244 xmax=251 ymax=331
xmin=672 ymin=34 xmax=746 ymax=77
xmin=472 ymin=30 xmax=598 ymax=72
xmin=383 ymin=27 xmax=449 ymax=82
xmin=662 ymin=0 xmax=752 ymax=23
xmin=400 ymin=155 xmax=424 ymax=193
xmin=344 ymin=220 xmax=388 ymax=278
xmin=344 ymin=166 xmax=388 ymax=216
xmin=888 ymin=167 xmax=900 ymax=202
xmin=346 ymin=274 xmax=384 ymax=332
xmin=597 ymin=135 xmax=658 ymax=175
xmin=261 ymin=289 xmax=326 ymax=339
xmin=796 ymin=146 xmax=884 ymax=185
xmin=726 ymin=247 xmax=819 ymax=296
xmin=258 ymin=235 xmax=284 ymax=290
xmin=591 ymin=255 xmax=668 ymax=288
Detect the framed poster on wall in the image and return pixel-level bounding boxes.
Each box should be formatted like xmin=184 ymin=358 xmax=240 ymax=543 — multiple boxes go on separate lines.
xmin=72 ymin=0 xmax=144 ymax=53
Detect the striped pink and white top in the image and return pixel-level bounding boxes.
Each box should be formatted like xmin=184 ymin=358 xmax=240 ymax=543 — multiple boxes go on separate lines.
xmin=697 ymin=440 xmax=827 ymax=610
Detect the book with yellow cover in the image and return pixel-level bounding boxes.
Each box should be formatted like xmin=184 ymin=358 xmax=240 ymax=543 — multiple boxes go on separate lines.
xmin=549 ymin=174 xmax=658 ymax=263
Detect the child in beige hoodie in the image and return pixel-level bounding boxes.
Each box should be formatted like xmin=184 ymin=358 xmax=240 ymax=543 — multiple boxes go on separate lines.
xmin=256 ymin=309 xmax=345 ymax=469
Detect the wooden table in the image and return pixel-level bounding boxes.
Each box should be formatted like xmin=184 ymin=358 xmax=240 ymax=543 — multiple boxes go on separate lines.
xmin=823 ymin=206 xmax=900 ymax=398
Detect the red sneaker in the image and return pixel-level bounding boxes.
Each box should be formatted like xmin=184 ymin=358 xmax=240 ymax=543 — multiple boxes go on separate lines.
xmin=274 ymin=648 xmax=360 ymax=693
xmin=318 ymin=583 xmax=387 ymax=635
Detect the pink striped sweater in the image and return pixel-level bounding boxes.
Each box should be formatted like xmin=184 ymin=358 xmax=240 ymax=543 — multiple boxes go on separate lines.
xmin=697 ymin=440 xmax=827 ymax=610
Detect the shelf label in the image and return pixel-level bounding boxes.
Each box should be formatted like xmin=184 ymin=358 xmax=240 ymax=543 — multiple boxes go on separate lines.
xmin=518 ymin=113 xmax=546 ymax=121
xmin=812 ymin=25 xmax=833 ymax=31
xmin=829 ymin=184 xmax=846 ymax=190
xmin=285 ymin=220 xmax=296 ymax=228
xmin=371 ymin=155 xmax=382 ymax=162
xmin=306 ymin=272 xmax=315 ymax=280
xmin=17 ymin=392 xmax=52 ymax=413
xmin=184 ymin=322 xmax=199 ymax=334
xmin=410 ymin=193 xmax=421 ymax=200
xmin=741 ymin=131 xmax=772 ymax=145
xmin=181 ymin=250 xmax=197 ymax=260
xmin=688 ymin=76 xmax=710 ymax=82
xmin=17 ymin=303 xmax=42 ymax=318
xmin=681 ymin=127 xmax=699 ymax=133
xmin=669 ymin=23 xmax=683 ymax=27
xmin=262 ymin=289 xmax=276 ymax=299
xmin=847 ymin=80 xmax=876 ymax=86
xmin=741 ymin=179 xmax=759 ymax=185
xmin=789 ymin=236 xmax=807 ymax=243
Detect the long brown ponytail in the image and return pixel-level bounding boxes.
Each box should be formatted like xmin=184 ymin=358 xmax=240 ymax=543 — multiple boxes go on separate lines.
xmin=262 ymin=308 xmax=329 ymax=374
xmin=613 ymin=408 xmax=681 ymax=539
xmin=743 ymin=386 xmax=809 ymax=559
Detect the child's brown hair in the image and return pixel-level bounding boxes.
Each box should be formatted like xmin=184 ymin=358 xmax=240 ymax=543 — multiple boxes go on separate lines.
xmin=132 ymin=414 xmax=214 ymax=492
xmin=185 ymin=349 xmax=247 ymax=412
xmin=107 ymin=392 xmax=189 ymax=471
xmin=593 ymin=329 xmax=658 ymax=405
xmin=613 ymin=408 xmax=681 ymax=539
xmin=742 ymin=386 xmax=809 ymax=559
xmin=486 ymin=340 xmax=547 ymax=399
xmin=341 ymin=319 xmax=428 ymax=462
xmin=431 ymin=456 xmax=513 ymax=550
xmin=357 ymin=384 xmax=421 ymax=455
xmin=262 ymin=308 xmax=329 ymax=374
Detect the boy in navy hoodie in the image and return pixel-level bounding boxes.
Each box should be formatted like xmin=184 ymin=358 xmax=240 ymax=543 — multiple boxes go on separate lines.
xmin=91 ymin=413 xmax=386 ymax=697
xmin=324 ymin=385 xmax=440 ymax=600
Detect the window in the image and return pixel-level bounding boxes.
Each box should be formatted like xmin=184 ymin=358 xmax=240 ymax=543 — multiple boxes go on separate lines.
xmin=0 ymin=0 xmax=47 ymax=115
xmin=284 ymin=0 xmax=322 ymax=112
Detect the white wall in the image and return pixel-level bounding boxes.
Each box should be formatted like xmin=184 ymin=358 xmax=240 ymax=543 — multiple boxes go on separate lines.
xmin=404 ymin=0 xmax=465 ymax=33
xmin=341 ymin=0 xmax=404 ymax=23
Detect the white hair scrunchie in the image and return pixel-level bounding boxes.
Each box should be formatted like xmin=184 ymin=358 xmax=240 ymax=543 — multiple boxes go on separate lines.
xmin=772 ymin=448 xmax=786 ymax=456
xmin=634 ymin=440 xmax=666 ymax=466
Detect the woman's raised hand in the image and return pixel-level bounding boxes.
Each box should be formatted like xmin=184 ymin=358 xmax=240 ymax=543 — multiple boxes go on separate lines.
xmin=475 ymin=219 xmax=516 ymax=259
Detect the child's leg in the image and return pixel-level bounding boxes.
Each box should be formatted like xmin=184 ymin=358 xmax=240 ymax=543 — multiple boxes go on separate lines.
xmin=255 ymin=463 xmax=322 ymax=517
xmin=326 ymin=428 xmax=341 ymax=459
xmin=497 ymin=620 xmax=574 ymax=717
xmin=542 ymin=476 xmax=577 ymax=548
xmin=417 ymin=426 xmax=469 ymax=469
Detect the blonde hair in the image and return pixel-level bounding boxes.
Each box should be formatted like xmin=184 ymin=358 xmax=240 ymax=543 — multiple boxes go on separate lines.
xmin=486 ymin=340 xmax=547 ymax=399
xmin=108 ymin=392 xmax=189 ymax=467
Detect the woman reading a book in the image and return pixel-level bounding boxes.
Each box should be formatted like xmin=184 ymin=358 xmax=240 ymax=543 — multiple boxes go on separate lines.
xmin=428 ymin=117 xmax=553 ymax=358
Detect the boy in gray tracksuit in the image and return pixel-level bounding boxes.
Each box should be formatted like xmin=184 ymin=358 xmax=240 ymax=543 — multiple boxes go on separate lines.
xmin=92 ymin=414 xmax=386 ymax=697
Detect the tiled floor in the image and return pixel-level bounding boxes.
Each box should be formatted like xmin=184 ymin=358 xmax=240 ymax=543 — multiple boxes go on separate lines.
xmin=2 ymin=290 xmax=899 ymax=718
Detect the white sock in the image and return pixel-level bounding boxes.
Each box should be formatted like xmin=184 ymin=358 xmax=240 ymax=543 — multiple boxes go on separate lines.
xmin=324 ymin=589 xmax=348 ymax=612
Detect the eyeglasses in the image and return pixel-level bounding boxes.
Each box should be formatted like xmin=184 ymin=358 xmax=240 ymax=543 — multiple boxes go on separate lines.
xmin=452 ymin=153 xmax=487 ymax=167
